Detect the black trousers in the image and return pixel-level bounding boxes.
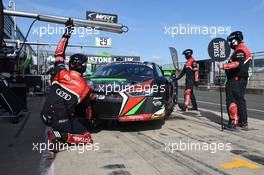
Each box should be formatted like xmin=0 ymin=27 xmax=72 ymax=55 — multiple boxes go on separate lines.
xmin=238 ymin=79 xmax=248 ymax=124
xmin=50 ymin=108 xmax=87 ymax=135
xmin=225 ymin=79 xmax=248 ymax=124
xmin=41 ymin=101 xmax=87 ymax=136
xmin=190 ymin=88 xmax=197 ymax=108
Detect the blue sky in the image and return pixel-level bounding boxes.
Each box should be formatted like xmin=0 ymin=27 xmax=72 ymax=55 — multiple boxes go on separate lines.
xmin=4 ymin=0 xmax=264 ymax=64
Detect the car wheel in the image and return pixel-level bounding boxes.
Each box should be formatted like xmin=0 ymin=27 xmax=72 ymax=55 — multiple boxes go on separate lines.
xmin=165 ymin=102 xmax=174 ymax=119
xmin=152 ymin=118 xmax=165 ymax=128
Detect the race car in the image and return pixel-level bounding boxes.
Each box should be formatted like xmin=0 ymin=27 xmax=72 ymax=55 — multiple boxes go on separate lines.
xmin=87 ymin=61 xmax=177 ymax=122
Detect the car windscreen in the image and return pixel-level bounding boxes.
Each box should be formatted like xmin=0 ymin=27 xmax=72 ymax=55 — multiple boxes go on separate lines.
xmin=93 ymin=63 xmax=154 ymax=78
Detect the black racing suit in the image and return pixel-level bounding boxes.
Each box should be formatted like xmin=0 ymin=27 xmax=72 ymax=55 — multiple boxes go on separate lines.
xmin=223 ymin=43 xmax=251 ymax=125
xmin=177 ymin=57 xmax=199 ymax=108
xmin=40 ymin=35 xmax=91 ymax=138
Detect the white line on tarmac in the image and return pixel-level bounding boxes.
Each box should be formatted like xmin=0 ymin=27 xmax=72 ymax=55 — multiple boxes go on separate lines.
xmin=179 ymin=98 xmax=264 ymax=113
xmin=50 ymin=162 xmax=54 ymax=175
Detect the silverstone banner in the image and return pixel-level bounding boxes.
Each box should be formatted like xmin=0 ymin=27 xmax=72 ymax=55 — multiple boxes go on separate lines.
xmin=45 ymin=52 xmax=140 ymax=65
xmin=87 ymin=55 xmax=140 ymax=64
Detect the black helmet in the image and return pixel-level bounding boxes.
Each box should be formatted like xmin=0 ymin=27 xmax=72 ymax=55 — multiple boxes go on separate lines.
xmin=182 ymin=49 xmax=193 ymax=59
xmin=227 ymin=31 xmax=243 ymax=49
xmin=69 ymin=53 xmax=87 ymax=74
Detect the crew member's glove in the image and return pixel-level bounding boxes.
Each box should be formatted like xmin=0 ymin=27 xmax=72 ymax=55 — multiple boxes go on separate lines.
xmin=63 ymin=18 xmax=74 ymax=38
xmin=195 ymin=81 xmax=199 ymax=87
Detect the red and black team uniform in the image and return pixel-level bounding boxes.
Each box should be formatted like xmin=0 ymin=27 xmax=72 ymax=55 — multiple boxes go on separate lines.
xmin=40 ymin=19 xmax=93 ymax=147
xmin=219 ymin=31 xmax=251 ymax=129
xmin=176 ymin=49 xmax=199 ymax=111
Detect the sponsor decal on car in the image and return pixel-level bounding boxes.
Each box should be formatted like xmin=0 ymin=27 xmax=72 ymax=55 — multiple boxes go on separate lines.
xmin=119 ymin=114 xmax=152 ymax=121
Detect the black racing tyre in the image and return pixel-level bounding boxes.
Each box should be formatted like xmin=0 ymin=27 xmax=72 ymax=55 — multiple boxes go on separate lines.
xmin=151 ymin=118 xmax=165 ymax=129
xmin=164 ymin=103 xmax=172 ymax=119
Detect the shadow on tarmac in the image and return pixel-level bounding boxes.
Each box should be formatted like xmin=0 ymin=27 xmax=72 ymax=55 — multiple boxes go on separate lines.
xmin=86 ymin=119 xmax=164 ymax=133
xmin=0 ymin=97 xmax=46 ymax=175
xmin=197 ymin=110 xmax=229 ymax=125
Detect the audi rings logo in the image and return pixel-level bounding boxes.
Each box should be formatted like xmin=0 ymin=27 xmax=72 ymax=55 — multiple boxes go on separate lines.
xmin=56 ymin=89 xmax=71 ymax=101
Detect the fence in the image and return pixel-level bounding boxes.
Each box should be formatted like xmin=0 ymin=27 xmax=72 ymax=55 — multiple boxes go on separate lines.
xmin=248 ymin=51 xmax=264 ymax=87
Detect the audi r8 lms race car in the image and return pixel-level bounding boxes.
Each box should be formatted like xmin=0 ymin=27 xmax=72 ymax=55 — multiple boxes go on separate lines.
xmin=88 ymin=61 xmax=177 ymax=122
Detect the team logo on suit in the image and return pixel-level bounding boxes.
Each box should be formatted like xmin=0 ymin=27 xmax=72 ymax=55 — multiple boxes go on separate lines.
xmin=56 ymin=89 xmax=72 ymax=101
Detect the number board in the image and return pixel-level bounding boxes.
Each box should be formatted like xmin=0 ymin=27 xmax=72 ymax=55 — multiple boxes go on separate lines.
xmin=95 ymin=37 xmax=112 ymax=47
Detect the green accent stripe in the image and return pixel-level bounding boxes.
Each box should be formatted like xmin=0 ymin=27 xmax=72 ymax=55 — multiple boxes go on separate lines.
xmin=163 ymin=71 xmax=172 ymax=76
xmin=97 ymin=52 xmax=112 ymax=56
xmin=125 ymin=99 xmax=146 ymax=116
xmin=162 ymin=68 xmax=176 ymax=71
xmin=90 ymin=78 xmax=127 ymax=81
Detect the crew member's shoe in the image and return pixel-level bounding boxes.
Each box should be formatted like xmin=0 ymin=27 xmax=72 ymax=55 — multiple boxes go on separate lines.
xmin=238 ymin=122 xmax=248 ymax=130
xmin=224 ymin=119 xmax=239 ymax=130
xmin=47 ymin=130 xmax=62 ymax=153
xmin=225 ymin=123 xmax=238 ymax=131
xmin=188 ymin=107 xmax=198 ymax=111
xmin=178 ymin=103 xmax=187 ymax=111
xmin=67 ymin=131 xmax=93 ymax=144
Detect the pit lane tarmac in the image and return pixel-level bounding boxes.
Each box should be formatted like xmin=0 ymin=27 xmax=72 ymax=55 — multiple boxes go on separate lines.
xmin=41 ymin=107 xmax=264 ymax=175
xmin=1 ymin=94 xmax=264 ymax=175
